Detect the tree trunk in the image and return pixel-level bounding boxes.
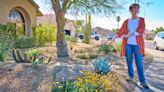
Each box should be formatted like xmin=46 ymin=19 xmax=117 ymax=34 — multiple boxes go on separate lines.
xmin=56 ymin=13 xmax=68 ymax=57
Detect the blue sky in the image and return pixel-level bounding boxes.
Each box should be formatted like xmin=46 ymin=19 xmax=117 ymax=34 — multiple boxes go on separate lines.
xmin=34 ymin=0 xmax=164 ymax=30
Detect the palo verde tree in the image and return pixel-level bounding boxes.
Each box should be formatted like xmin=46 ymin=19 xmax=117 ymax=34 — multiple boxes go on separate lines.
xmin=50 ymin=0 xmax=121 ymax=57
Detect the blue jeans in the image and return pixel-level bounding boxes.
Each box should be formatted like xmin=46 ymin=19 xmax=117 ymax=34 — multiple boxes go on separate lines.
xmin=126 ymin=44 xmax=145 ymax=83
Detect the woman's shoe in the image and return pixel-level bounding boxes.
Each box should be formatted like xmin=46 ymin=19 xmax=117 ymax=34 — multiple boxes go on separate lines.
xmin=140 ymin=83 xmax=149 ymax=89
xmin=126 ymin=78 xmax=133 ymax=82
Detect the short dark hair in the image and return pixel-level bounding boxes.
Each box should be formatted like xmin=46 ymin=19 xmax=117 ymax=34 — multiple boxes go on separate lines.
xmin=129 ymin=3 xmax=140 ymax=10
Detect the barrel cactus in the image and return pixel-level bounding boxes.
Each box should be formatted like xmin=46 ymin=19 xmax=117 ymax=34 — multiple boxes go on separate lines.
xmin=92 ymin=57 xmax=112 ymax=74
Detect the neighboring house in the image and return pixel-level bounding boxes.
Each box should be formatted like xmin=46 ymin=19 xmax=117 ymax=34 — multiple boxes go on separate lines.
xmin=92 ymin=26 xmax=115 ymax=37
xmin=0 ymin=0 xmax=42 ymax=36
xmin=37 ymin=14 xmax=76 ymax=36
xmin=145 ymin=30 xmax=155 ymax=40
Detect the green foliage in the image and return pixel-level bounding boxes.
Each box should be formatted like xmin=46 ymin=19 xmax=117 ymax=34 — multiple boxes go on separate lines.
xmin=92 ymin=58 xmax=112 ymax=74
xmin=65 ymin=35 xmax=77 ymax=43
xmin=64 ymin=0 xmax=121 ymax=16
xmin=76 ymin=53 xmax=97 ymax=60
xmin=99 ymin=43 xmax=120 ymax=54
xmin=52 ymin=80 xmax=75 ymax=92
xmin=26 ymin=48 xmax=43 ymax=57
xmin=98 ymin=44 xmax=111 ymax=54
xmin=51 ymin=71 xmax=120 ymax=92
xmin=112 ymin=29 xmax=117 ymax=32
xmin=75 ymin=20 xmax=84 ymax=32
xmin=113 ymin=42 xmax=121 ymax=52
xmin=76 ymin=53 xmax=88 ymax=59
xmin=32 ymin=23 xmax=57 ymax=46
xmin=154 ymin=26 xmax=164 ymax=35
xmin=88 ymin=54 xmax=97 ymax=59
xmin=16 ymin=24 xmax=25 ymax=36
xmin=0 ymin=23 xmax=16 ymax=61
xmin=146 ymin=34 xmax=152 ymax=40
xmin=49 ymin=0 xmax=122 ymax=57
xmin=65 ymin=35 xmax=77 ymax=50
xmin=84 ymin=14 xmax=91 ymax=44
xmin=14 ymin=36 xmax=35 ymax=48
xmin=116 ymin=16 xmax=121 ymax=22
xmin=32 ymin=56 xmax=51 ymax=68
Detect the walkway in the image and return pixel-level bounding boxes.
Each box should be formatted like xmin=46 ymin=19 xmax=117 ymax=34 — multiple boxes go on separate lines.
xmin=134 ymin=48 xmax=164 ymax=92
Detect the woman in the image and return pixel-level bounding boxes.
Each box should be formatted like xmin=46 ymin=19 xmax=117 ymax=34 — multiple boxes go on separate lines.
xmin=111 ymin=3 xmax=149 ymax=89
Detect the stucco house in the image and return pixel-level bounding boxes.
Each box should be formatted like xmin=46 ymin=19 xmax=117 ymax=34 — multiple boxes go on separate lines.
xmin=0 ymin=0 xmax=42 ymax=36
xmin=92 ymin=26 xmax=115 ymax=37
xmin=37 ymin=14 xmax=76 ymax=36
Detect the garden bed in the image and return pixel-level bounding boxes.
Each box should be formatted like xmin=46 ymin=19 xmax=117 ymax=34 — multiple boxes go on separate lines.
xmin=0 ymin=42 xmax=154 ymax=92
xmin=0 ymin=51 xmax=153 ymax=92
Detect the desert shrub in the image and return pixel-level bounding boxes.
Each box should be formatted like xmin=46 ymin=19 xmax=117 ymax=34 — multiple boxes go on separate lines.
xmin=146 ymin=35 xmax=151 ymax=40
xmin=98 ymin=44 xmax=110 ymax=54
xmin=65 ymin=36 xmax=77 ymax=50
xmin=109 ymin=42 xmax=121 ymax=53
xmin=16 ymin=23 xmax=25 ymax=36
xmin=0 ymin=23 xmax=16 ymax=61
xmin=32 ymin=25 xmax=46 ymax=47
xmin=74 ymin=49 xmax=86 ymax=53
xmin=99 ymin=43 xmax=121 ymax=54
xmin=26 ymin=48 xmax=43 ymax=57
xmin=88 ymin=54 xmax=97 ymax=59
xmin=110 ymin=47 xmax=118 ymax=53
xmin=51 ymin=71 xmax=121 ymax=92
xmin=32 ymin=23 xmax=57 ymax=46
xmin=76 ymin=53 xmax=88 ymax=59
xmin=76 ymin=53 xmax=97 ymax=60
xmin=14 ymin=36 xmax=35 ymax=48
xmin=114 ymin=42 xmax=121 ymax=52
xmin=92 ymin=58 xmax=112 ymax=74
xmin=65 ymin=35 xmax=77 ymax=43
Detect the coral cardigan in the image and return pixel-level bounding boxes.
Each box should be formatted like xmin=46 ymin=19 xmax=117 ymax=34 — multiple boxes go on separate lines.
xmin=116 ymin=17 xmax=145 ymax=57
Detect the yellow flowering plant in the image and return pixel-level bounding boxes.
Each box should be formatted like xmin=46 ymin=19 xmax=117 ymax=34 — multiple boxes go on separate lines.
xmin=51 ymin=71 xmax=121 ymax=92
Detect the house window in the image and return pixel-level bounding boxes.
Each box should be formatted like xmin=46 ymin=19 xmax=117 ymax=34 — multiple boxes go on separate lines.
xmin=8 ymin=9 xmax=25 ymax=35
xmin=65 ymin=30 xmax=71 ymax=36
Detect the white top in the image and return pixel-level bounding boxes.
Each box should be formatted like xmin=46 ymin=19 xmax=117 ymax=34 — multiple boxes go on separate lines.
xmin=127 ymin=17 xmax=140 ymax=45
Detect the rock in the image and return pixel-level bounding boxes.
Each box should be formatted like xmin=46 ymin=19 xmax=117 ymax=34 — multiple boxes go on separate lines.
xmin=54 ymin=64 xmax=93 ymax=82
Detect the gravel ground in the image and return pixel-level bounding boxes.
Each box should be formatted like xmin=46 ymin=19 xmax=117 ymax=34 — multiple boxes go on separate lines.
xmin=0 ymin=41 xmax=154 ymax=92
xmin=0 ymin=62 xmax=53 ymax=92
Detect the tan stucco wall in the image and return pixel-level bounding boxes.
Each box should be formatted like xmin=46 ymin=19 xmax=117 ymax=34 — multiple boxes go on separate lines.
xmin=0 ymin=0 xmax=38 ymax=36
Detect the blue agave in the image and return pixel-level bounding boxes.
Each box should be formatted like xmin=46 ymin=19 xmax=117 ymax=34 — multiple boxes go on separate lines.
xmin=92 ymin=57 xmax=112 ymax=74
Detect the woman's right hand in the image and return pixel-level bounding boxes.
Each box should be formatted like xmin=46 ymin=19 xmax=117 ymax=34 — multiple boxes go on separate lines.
xmin=121 ymin=33 xmax=134 ymax=38
xmin=110 ymin=34 xmax=117 ymax=45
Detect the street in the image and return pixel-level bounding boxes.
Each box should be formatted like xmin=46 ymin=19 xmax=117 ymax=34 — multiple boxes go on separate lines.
xmin=145 ymin=40 xmax=154 ymax=49
xmin=145 ymin=40 xmax=164 ymax=52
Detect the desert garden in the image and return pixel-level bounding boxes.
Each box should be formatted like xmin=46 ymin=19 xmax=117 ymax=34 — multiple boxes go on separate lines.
xmin=0 ymin=0 xmax=156 ymax=92
xmin=0 ymin=22 xmax=153 ymax=92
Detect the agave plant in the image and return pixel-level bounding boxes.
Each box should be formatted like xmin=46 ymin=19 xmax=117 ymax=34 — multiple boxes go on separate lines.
xmin=92 ymin=57 xmax=112 ymax=74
